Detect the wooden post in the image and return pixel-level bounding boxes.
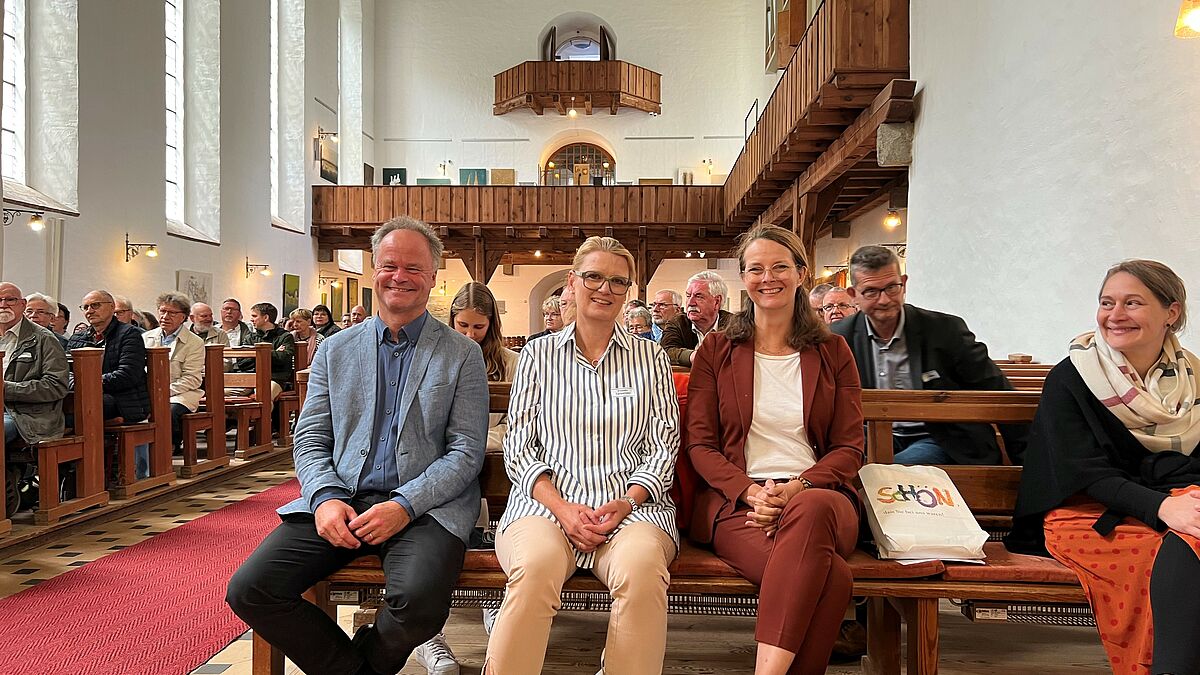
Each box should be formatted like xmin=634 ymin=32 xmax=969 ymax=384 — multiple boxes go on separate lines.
xmin=0 ymin=351 xmax=10 ymax=535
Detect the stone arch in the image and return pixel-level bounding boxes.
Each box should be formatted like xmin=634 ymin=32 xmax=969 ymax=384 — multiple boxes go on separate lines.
xmin=539 ymin=129 xmax=617 ymax=170
xmin=537 ymin=12 xmax=617 ymax=58
xmin=528 ymin=268 xmax=570 ymax=334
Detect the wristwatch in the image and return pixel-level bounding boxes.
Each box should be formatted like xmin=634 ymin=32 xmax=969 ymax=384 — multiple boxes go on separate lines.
xmin=623 ymin=496 xmax=640 ymax=512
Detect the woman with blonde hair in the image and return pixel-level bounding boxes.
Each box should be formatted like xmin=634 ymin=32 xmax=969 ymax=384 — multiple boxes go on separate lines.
xmin=688 ymin=224 xmax=864 ymax=674
xmin=485 ymin=236 xmax=680 ymax=674
xmin=288 ymin=308 xmax=324 ymax=370
xmin=1011 ymin=259 xmax=1200 ymax=674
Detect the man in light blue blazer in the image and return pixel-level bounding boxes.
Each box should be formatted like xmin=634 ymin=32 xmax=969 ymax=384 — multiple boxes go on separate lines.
xmin=227 ymin=217 xmax=489 ymax=675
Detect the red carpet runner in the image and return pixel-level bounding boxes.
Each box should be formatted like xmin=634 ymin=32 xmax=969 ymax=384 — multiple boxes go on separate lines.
xmin=0 ymin=478 xmax=301 ymax=675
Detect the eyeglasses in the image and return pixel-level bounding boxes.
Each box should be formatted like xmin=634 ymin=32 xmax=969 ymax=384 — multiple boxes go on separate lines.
xmin=742 ymin=263 xmax=797 ymax=281
xmin=80 ymin=301 xmax=114 ymax=311
xmin=24 ymin=308 xmax=54 ymax=317
xmin=856 ymin=282 xmax=904 ymax=300
xmin=649 ymin=302 xmax=679 ymax=310
xmin=114 ymin=308 xmax=133 ymax=314
xmin=158 ymin=308 xmax=186 ymax=316
xmin=821 ymin=303 xmax=855 ymax=313
xmin=575 ymin=270 xmax=633 ymax=294
xmin=0 ymin=296 xmax=23 ymax=305
xmin=543 ymin=312 xmax=561 ymax=319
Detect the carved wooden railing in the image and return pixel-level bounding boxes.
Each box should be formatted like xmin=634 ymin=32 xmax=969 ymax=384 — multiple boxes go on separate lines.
xmin=494 ymin=60 xmax=661 ymax=116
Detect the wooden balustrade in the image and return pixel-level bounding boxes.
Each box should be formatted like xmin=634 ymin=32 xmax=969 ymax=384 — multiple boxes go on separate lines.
xmin=493 ymin=60 xmax=661 ymax=116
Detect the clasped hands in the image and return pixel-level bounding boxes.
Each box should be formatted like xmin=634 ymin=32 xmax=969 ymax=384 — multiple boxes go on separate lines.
xmin=742 ymin=479 xmax=805 ymax=538
xmin=553 ymin=499 xmax=634 ymax=553
xmin=315 ymin=498 xmax=411 ymax=549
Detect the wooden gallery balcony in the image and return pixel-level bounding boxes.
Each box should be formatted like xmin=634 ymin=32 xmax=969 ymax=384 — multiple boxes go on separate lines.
xmin=725 ymin=0 xmax=913 ymax=242
xmin=493 ymin=60 xmax=661 ymax=116
xmin=312 ymin=185 xmax=728 ymax=288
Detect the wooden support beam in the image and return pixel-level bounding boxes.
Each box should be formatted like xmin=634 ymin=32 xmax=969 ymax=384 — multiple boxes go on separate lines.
xmin=438 ymin=226 xmax=449 ymax=238
xmin=835 ymin=175 xmax=906 ymax=224
xmin=798 ymin=174 xmax=851 ymax=265
xmin=472 ymin=226 xmax=482 ymax=237
xmin=538 ymin=226 xmax=549 ymax=238
xmin=584 ymin=95 xmax=593 ymax=115
xmin=553 ymin=95 xmax=566 ymax=115
xmin=505 ymin=226 xmax=516 ymax=238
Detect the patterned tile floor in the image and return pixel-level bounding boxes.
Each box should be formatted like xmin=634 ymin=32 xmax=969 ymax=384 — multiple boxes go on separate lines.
xmin=0 ymin=467 xmax=1111 ymax=674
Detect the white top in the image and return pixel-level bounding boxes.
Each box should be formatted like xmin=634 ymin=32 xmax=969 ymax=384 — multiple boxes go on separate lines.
xmin=500 ymin=323 xmax=680 ymax=569
xmin=744 ymin=352 xmax=818 ymax=479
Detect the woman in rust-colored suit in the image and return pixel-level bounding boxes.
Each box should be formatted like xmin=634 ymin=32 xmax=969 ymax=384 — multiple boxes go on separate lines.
xmin=687 ymin=224 xmax=864 ymax=675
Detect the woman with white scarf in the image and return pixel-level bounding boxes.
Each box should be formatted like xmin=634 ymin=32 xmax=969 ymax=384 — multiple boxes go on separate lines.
xmin=1010 ymin=259 xmax=1200 ymax=675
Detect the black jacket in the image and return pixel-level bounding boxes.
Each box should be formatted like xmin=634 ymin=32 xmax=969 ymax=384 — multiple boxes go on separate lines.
xmin=67 ymin=318 xmax=150 ymax=422
xmin=235 ymin=325 xmax=296 ymax=387
xmin=830 ymin=304 xmax=1028 ymax=465
xmin=660 ymin=309 xmax=735 ymax=368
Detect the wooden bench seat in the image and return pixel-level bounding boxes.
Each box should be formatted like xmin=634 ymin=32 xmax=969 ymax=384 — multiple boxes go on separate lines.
xmin=104 ymin=346 xmax=176 ymax=499
xmin=178 ymin=344 xmax=230 ymax=478
xmin=223 ymin=343 xmax=274 ymax=460
xmin=272 ymin=341 xmax=307 ymax=447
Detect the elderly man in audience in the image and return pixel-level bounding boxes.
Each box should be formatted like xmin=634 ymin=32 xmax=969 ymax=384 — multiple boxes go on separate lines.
xmin=312 ymin=304 xmax=340 ymax=338
xmin=661 ymin=271 xmax=734 ymax=368
xmin=650 ymin=289 xmax=682 ymax=332
xmin=67 ymin=290 xmax=149 ymax=424
xmin=527 ymin=297 xmax=563 ymax=341
xmin=1 ymin=282 xmax=69 ymax=447
xmin=142 ymin=292 xmax=205 ymax=454
xmin=188 ymin=302 xmax=231 ymax=346
xmin=832 ymin=245 xmax=1027 ymax=465
xmin=52 ymin=302 xmax=70 ymax=336
xmin=558 ymin=283 xmax=576 ymax=324
xmin=350 ymin=305 xmax=368 ymax=325
xmin=808 ymin=282 xmax=834 ymax=311
xmin=341 ymin=312 xmax=353 ymax=329
xmin=227 ymin=216 xmax=488 ymax=675
xmin=288 ymin=308 xmax=324 ymax=370
xmin=220 ymin=298 xmax=253 ymax=347
xmin=231 ymin=302 xmax=295 ymax=401
xmin=819 ymin=287 xmax=858 ymax=325
xmin=24 ymin=293 xmax=69 ymax=349
xmin=112 ymin=294 xmax=140 ymax=329
xmin=626 ymin=306 xmax=657 ymax=341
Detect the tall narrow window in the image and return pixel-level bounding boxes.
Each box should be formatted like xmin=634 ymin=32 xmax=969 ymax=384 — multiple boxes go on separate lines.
xmin=165 ymin=0 xmax=184 ymax=224
xmin=269 ymin=0 xmax=279 ymax=219
xmin=2 ymin=0 xmax=27 ymax=183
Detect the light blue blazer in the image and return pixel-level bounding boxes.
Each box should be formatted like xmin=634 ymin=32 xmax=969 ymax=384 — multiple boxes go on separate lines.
xmin=278 ymin=315 xmax=490 ymax=544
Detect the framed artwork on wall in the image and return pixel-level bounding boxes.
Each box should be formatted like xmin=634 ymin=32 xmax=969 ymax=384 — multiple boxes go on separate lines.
xmin=330 ymin=282 xmax=343 ymax=319
xmin=347 ymin=278 xmax=359 ymax=313
xmin=382 ymin=168 xmax=407 ymax=185
xmin=415 ymin=178 xmax=451 ymax=185
xmin=318 ymin=136 xmax=339 ymax=183
xmin=490 ymin=168 xmax=516 ymax=185
xmin=362 ymin=288 xmax=372 ymax=316
xmin=282 ymin=274 xmax=300 ymax=316
xmin=321 ymin=292 xmax=327 ymax=307
xmin=459 ymin=168 xmax=487 ymax=186
xmin=176 ymin=269 xmax=213 ymax=305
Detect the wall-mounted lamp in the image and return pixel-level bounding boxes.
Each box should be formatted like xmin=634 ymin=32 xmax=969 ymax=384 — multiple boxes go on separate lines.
xmin=437 ymin=281 xmax=447 ymax=296
xmin=319 ymin=275 xmax=342 ymax=289
xmin=438 ymin=159 xmax=454 ymax=177
xmin=684 ymin=251 xmax=693 ymax=258
xmin=534 ymin=249 xmax=543 ymax=258
xmin=246 ymin=257 xmax=272 ymax=278
xmin=3 ymin=208 xmax=46 ymax=231
xmin=313 ymin=126 xmax=338 ymax=161
xmin=877 ymin=243 xmax=908 ymax=258
xmin=883 ymin=209 xmax=903 ymax=228
xmin=821 ymin=264 xmax=849 ymax=279
xmin=701 ymin=158 xmax=714 ymax=174
xmin=125 ymin=232 xmax=159 ymax=262
xmin=546 ymin=161 xmax=556 ymax=169
xmin=1176 ymin=0 xmax=1200 ymax=37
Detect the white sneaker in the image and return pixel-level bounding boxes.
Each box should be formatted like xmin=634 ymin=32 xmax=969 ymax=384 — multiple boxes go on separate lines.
xmin=481 ymin=607 xmax=500 ymax=636
xmin=413 ymin=633 xmax=460 ymax=675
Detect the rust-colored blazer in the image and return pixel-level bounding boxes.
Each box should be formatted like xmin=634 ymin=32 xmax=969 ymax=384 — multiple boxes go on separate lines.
xmin=685 ymin=331 xmax=864 ymax=544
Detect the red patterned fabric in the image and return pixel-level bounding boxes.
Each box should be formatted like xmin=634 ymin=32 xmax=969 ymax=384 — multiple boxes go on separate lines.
xmin=1045 ymin=489 xmax=1200 ymax=674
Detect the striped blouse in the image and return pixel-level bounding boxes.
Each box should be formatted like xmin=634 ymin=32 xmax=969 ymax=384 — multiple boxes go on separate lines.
xmin=499 ymin=323 xmax=681 ymax=568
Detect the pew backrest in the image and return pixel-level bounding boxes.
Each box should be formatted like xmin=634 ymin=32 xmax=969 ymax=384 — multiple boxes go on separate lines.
xmin=223 ymin=343 xmax=273 ymax=400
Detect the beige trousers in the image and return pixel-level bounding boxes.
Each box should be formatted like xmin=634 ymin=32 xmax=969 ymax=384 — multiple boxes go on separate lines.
xmin=485 ymin=516 xmax=675 ymax=674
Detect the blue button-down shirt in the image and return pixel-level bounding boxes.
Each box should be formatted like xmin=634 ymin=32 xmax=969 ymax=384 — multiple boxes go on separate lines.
xmin=310 ymin=313 xmax=427 ymax=516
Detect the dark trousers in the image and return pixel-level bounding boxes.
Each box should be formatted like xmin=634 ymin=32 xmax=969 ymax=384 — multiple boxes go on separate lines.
xmin=226 ymin=497 xmax=466 ymax=675
xmin=169 ymin=403 xmax=188 ymax=451
xmin=712 ymin=488 xmax=859 ymax=675
xmin=1151 ymin=532 xmax=1200 ymax=674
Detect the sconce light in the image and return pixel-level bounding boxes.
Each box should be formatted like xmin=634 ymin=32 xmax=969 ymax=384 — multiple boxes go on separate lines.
xmin=125 ymin=232 xmax=159 ymax=262
xmin=701 ymin=158 xmax=714 ymax=174
xmin=3 ymin=208 xmax=46 ymax=231
xmin=546 ymin=161 xmax=556 ymax=169
xmin=568 ymin=96 xmax=578 ymax=118
xmin=821 ymin=265 xmax=848 ymax=279
xmin=438 ymin=281 xmax=447 ymax=296
xmin=319 ymin=275 xmax=342 ymax=289
xmin=1176 ymin=0 xmax=1200 ymax=37
xmin=698 ymin=251 xmax=706 ymax=259
xmin=883 ymin=209 xmax=903 ymax=228
xmin=438 ymin=159 xmax=454 ymax=177
xmin=313 ymin=126 xmax=338 ymax=162
xmin=878 ymin=243 xmax=908 ymax=258
xmin=246 ymin=257 xmax=272 ymax=278
xmin=684 ymin=251 xmax=693 ymax=258
xmin=534 ymin=249 xmax=543 ymax=258
xmin=602 ymin=161 xmax=610 ymax=170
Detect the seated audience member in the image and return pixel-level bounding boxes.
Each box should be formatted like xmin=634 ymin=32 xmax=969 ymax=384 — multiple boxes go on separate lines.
xmin=312 ymin=303 xmax=340 ymax=338
xmin=282 ymin=317 xmax=296 ymax=333
xmin=831 ymin=245 xmax=1027 ymax=465
xmin=688 ymin=225 xmax=863 ymax=674
xmin=138 ymin=310 xmax=159 ymax=330
xmin=341 ymin=312 xmax=353 ymax=329
xmin=112 ymin=294 xmax=139 ymax=328
xmin=67 ymin=290 xmax=150 ymax=423
xmin=1009 ymin=260 xmax=1200 ymax=674
xmin=143 ymin=292 xmax=204 ymax=453
xmin=626 ymin=306 xmax=656 ymax=340
xmin=350 ymin=305 xmax=368 ymax=325
xmin=558 ymin=283 xmax=576 ymax=324
xmin=624 ymin=298 xmax=647 ymax=321
xmin=52 ymin=302 xmax=70 ymax=336
xmin=661 ymin=271 xmax=734 ymax=368
xmin=2 ymin=282 xmax=69 ymax=447
xmin=526 ymin=297 xmax=563 ymax=341
xmin=288 ymin=308 xmax=324 ymax=370
xmin=486 ymin=236 xmax=679 ymax=674
xmin=819 ymin=287 xmax=858 ymax=325
xmin=227 ymin=216 xmax=489 ymax=675
xmin=24 ymin=292 xmax=69 ymax=348
xmin=650 ymin=289 xmax=682 ymax=336
xmin=189 ymin=302 xmax=231 ymax=346
xmin=808 ymin=282 xmax=834 ymax=311
xmin=232 ymin=302 xmax=296 ymax=400
xmin=220 ymin=298 xmax=253 ymax=347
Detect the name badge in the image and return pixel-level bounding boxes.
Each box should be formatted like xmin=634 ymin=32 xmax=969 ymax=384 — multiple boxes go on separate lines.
xmin=920 ymin=370 xmax=941 ymax=383
xmin=613 ymin=387 xmax=635 ymax=398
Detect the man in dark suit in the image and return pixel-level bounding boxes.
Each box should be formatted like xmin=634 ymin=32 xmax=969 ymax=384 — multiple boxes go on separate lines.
xmin=831 ymin=246 xmax=1027 ymax=465
xmin=67 ymin=289 xmax=150 ymax=423
xmin=660 ymin=271 xmax=735 ymax=368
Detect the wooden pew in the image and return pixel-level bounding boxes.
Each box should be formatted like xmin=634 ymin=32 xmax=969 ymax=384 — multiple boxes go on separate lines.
xmin=35 ymin=348 xmax=109 ymax=525
xmin=996 ymin=362 xmax=1053 ymax=391
xmin=178 ymin=344 xmax=230 ymax=478
xmin=273 ymin=341 xmax=307 ymax=447
xmin=104 ymin=346 xmax=177 ymax=499
xmin=224 ymin=343 xmax=274 ymax=460
xmin=0 ymin=352 xmax=11 ymax=535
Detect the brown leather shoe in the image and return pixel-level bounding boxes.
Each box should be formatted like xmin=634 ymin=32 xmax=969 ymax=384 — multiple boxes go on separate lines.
xmin=831 ymin=619 xmax=867 ymax=660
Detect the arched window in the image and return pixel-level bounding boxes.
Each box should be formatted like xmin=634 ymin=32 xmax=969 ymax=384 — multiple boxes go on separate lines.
xmin=554 ymin=36 xmax=599 ymax=61
xmin=542 ymin=143 xmax=615 ymax=186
